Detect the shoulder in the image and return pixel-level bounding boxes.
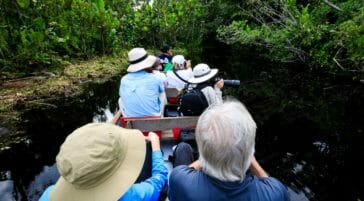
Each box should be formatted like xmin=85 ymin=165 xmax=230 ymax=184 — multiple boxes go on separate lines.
xmin=248 ymin=176 xmax=289 ymax=200
xmin=170 ymin=166 xmax=201 ymax=187
xmin=200 ymin=86 xmax=214 ymax=93
xmin=146 ymin=73 xmax=163 ymax=83
xmin=38 ymin=185 xmax=55 ymax=201
xmin=166 ymin=71 xmax=174 ymax=76
xmin=169 ymin=166 xmax=207 ymax=201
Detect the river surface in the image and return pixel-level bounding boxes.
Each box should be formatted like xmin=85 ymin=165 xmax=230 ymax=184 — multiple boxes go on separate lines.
xmin=0 ymin=76 xmax=363 ymax=201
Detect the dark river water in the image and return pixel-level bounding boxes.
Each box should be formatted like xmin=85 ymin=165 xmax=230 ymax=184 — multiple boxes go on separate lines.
xmin=0 ymin=76 xmax=363 ymax=201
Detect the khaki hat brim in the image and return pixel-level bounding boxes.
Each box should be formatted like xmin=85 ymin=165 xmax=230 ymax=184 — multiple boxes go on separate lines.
xmin=188 ymin=69 xmax=218 ymax=84
xmin=50 ymin=127 xmax=146 ymax=201
xmin=127 ymin=55 xmax=156 ymax=72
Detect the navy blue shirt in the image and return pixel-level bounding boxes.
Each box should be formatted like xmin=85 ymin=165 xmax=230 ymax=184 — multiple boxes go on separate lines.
xmin=168 ymin=165 xmax=289 ymax=201
xmin=158 ymin=54 xmax=173 ymax=64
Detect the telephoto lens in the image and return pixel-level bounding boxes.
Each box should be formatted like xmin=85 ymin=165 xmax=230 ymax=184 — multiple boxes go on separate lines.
xmin=223 ymin=80 xmax=240 ymax=87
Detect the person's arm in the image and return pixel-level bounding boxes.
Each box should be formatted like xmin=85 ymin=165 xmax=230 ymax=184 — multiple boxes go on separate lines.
xmin=249 ymin=156 xmax=268 ymax=177
xmin=139 ymin=132 xmax=168 ymax=199
xmin=38 ymin=185 xmax=55 ymax=201
xmin=202 ymin=86 xmax=223 ymax=106
xmin=157 ymin=77 xmax=166 ymax=117
xmin=146 ymin=132 xmax=161 ymax=151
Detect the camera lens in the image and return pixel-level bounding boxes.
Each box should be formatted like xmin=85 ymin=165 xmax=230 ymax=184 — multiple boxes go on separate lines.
xmin=223 ymin=80 xmax=240 ymax=87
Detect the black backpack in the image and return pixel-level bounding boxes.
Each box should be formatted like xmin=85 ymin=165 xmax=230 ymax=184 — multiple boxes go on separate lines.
xmin=178 ymin=84 xmax=209 ymax=116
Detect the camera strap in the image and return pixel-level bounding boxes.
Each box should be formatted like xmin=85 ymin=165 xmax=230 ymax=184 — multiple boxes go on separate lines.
xmin=173 ymin=70 xmax=189 ymax=83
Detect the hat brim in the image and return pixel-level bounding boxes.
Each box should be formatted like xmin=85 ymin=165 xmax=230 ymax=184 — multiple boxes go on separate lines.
xmin=50 ymin=127 xmax=146 ymax=201
xmin=188 ymin=69 xmax=218 ymax=84
xmin=127 ymin=55 xmax=156 ymax=72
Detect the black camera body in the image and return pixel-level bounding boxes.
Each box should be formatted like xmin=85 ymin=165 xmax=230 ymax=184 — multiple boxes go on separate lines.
xmin=223 ymin=79 xmax=240 ymax=87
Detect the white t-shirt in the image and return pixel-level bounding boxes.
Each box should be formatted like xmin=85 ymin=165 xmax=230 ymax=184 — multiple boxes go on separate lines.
xmin=166 ymin=68 xmax=193 ymax=90
xmin=153 ymin=70 xmax=167 ymax=87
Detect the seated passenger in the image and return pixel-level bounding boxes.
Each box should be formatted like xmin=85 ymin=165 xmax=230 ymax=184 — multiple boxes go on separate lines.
xmin=152 ymin=58 xmax=168 ymax=111
xmin=177 ymin=63 xmax=224 ymax=116
xmin=169 ymin=101 xmax=289 ymax=201
xmin=166 ymin=55 xmax=193 ymax=90
xmin=158 ymin=44 xmax=173 ymax=72
xmin=38 ymin=123 xmax=168 ymax=201
xmin=188 ymin=63 xmax=224 ymax=106
xmin=152 ymin=58 xmax=167 ymax=88
xmin=119 ymin=48 xmax=165 ymax=117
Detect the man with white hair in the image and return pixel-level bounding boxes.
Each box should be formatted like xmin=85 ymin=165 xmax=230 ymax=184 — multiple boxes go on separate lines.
xmin=168 ymin=100 xmax=289 ymax=201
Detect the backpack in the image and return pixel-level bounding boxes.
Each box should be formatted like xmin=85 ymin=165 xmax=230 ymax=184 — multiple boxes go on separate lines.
xmin=178 ymin=84 xmax=209 ymax=116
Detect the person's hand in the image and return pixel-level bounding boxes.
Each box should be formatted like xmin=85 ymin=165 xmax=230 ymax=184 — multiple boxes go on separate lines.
xmin=185 ymin=60 xmax=192 ymax=69
xmin=145 ymin=132 xmax=161 ymax=151
xmin=145 ymin=132 xmax=159 ymax=142
xmin=214 ymin=79 xmax=224 ymax=89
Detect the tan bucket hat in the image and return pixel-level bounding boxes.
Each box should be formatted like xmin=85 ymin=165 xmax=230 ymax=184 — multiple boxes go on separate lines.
xmin=188 ymin=63 xmax=218 ymax=84
xmin=50 ymin=123 xmax=146 ymax=201
xmin=127 ymin=48 xmax=157 ymax=72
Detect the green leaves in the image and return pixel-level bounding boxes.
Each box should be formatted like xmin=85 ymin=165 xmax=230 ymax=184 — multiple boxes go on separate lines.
xmin=217 ymin=0 xmax=363 ymax=72
xmin=16 ymin=0 xmax=30 ymax=9
xmin=1 ymin=0 xmax=207 ymax=70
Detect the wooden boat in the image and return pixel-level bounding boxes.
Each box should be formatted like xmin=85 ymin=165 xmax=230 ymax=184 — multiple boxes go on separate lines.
xmin=112 ymin=88 xmax=198 ymax=139
xmin=112 ymin=110 xmax=198 ymax=138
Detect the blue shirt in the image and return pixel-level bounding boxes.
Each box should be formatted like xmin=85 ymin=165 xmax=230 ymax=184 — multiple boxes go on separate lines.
xmin=39 ymin=151 xmax=168 ymax=201
xmin=119 ymin=71 xmax=164 ymax=117
xmin=119 ymin=151 xmax=168 ymax=201
xmin=168 ymin=165 xmax=289 ymax=201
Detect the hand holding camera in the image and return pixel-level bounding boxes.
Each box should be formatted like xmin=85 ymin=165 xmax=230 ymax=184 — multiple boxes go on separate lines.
xmin=215 ymin=79 xmax=224 ymax=89
xmin=214 ymin=77 xmax=240 ymax=88
xmin=185 ymin=60 xmax=191 ymax=69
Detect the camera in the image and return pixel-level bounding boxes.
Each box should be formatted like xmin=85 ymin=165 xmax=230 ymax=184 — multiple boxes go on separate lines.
xmin=214 ymin=77 xmax=240 ymax=87
xmin=223 ymin=79 xmax=240 ymax=87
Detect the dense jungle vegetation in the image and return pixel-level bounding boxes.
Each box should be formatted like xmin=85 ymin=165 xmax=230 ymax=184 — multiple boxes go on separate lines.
xmin=0 ymin=0 xmax=363 ymax=201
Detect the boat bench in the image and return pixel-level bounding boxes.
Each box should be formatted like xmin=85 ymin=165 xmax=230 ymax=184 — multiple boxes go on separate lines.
xmin=112 ymin=111 xmax=198 ymax=139
xmin=121 ymin=116 xmax=198 ymax=133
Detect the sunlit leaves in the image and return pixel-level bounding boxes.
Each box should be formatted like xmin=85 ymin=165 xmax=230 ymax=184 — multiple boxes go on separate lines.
xmin=16 ymin=0 xmax=30 ymax=9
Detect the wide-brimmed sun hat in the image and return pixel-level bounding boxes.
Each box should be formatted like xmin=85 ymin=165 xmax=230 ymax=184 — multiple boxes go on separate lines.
xmin=127 ymin=48 xmax=157 ymax=72
xmin=50 ymin=123 xmax=146 ymax=201
xmin=188 ymin=63 xmax=218 ymax=84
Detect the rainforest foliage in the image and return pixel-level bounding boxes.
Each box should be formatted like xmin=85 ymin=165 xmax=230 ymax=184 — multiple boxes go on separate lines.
xmin=0 ymin=0 xmax=362 ymax=74
xmin=0 ymin=1 xmax=363 ymax=200
xmin=216 ymin=0 xmax=363 ymax=73
xmin=0 ymin=0 xmax=205 ymax=71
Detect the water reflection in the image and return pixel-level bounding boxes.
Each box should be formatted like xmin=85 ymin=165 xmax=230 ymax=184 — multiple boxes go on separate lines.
xmin=92 ymin=103 xmax=116 ymax=123
xmin=0 ymin=76 xmax=361 ymax=200
xmin=0 ymin=171 xmax=14 ymax=201
xmin=0 ymin=104 xmax=116 ymax=201
xmin=0 ymin=77 xmax=120 ymax=201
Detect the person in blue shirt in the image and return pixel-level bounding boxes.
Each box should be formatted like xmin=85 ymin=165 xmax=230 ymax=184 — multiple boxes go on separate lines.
xmin=38 ymin=123 xmax=168 ymax=201
xmin=168 ymin=101 xmax=290 ymax=201
xmin=119 ymin=47 xmax=165 ymax=117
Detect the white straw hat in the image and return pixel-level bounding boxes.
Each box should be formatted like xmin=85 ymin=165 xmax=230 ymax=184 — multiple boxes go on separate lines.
xmin=50 ymin=123 xmax=146 ymax=201
xmin=188 ymin=63 xmax=218 ymax=84
xmin=127 ymin=48 xmax=157 ymax=72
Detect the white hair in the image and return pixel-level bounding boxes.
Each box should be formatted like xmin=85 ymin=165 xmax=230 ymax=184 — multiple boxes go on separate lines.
xmin=196 ymin=100 xmax=256 ymax=182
